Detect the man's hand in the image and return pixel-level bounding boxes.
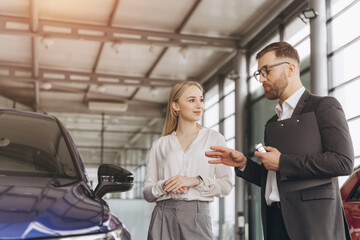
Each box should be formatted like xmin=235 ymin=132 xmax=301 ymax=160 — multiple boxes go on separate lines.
xmin=254 ymin=146 xmax=281 ymax=171
xmin=205 ymin=146 xmax=247 ymax=168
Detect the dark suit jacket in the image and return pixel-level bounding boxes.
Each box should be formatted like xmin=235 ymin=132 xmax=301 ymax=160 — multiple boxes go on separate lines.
xmin=235 ymin=90 xmax=354 ymax=240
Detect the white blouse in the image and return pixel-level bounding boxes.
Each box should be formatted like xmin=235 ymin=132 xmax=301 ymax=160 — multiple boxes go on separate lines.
xmin=143 ymin=128 xmax=233 ymax=202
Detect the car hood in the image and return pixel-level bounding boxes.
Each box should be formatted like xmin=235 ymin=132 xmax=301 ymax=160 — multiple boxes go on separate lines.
xmin=0 ymin=176 xmax=114 ymax=239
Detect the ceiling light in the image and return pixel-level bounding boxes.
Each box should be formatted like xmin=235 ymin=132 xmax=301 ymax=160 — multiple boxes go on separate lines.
xmin=149 ymin=44 xmax=155 ymax=53
xmin=0 ymin=137 xmax=10 ymax=147
xmin=226 ymin=71 xmax=239 ymax=80
xmin=179 ymin=46 xmax=189 ymax=59
xmin=88 ymin=100 xmax=128 ymax=112
xmin=41 ymin=81 xmax=52 ymax=90
xmin=40 ymin=37 xmax=54 ymax=49
xmin=111 ymin=41 xmax=122 ymax=54
xmin=150 ymin=87 xmax=159 ymax=97
xmin=302 ymin=9 xmax=318 ymax=19
xmin=96 ymin=84 xmax=106 ymax=93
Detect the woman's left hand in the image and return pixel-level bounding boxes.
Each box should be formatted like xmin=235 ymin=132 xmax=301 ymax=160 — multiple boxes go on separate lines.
xmin=163 ymin=175 xmax=200 ymax=193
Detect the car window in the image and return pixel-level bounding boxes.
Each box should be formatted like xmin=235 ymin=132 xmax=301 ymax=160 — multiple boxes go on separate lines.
xmin=348 ymin=181 xmax=360 ymax=201
xmin=0 ymin=112 xmax=79 ymax=178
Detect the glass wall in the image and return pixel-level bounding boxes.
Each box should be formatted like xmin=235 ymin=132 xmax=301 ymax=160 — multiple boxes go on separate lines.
xmin=204 ymin=83 xmax=220 ymax=238
xmin=203 ymin=77 xmax=235 ymax=239
xmin=328 ymin=0 xmax=360 ymax=185
xmin=222 ymin=78 xmax=236 ymax=239
xmin=204 ymin=83 xmax=220 ymax=131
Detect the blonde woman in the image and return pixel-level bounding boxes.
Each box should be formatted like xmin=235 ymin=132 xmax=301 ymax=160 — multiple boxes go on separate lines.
xmin=143 ymin=81 xmax=233 ymax=240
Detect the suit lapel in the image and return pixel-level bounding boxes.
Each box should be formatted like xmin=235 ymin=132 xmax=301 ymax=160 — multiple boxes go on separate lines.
xmin=291 ymin=90 xmax=311 ymax=117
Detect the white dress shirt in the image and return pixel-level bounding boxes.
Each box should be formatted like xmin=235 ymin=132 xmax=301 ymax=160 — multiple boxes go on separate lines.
xmin=264 ymin=86 xmax=305 ymax=206
xmin=143 ymin=128 xmax=234 ymax=202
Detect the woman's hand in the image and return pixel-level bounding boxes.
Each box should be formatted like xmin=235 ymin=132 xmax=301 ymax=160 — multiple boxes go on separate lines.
xmin=163 ymin=175 xmax=200 ymax=194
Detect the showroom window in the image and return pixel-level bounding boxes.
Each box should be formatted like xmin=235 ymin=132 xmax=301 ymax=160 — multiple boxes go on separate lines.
xmin=221 ymin=77 xmax=236 ymax=235
xmin=204 ymin=83 xmax=220 ymax=131
xmin=204 ymin=83 xmax=221 ymax=238
xmin=328 ymin=0 xmax=360 ymax=184
xmin=203 ymin=78 xmax=236 ymax=239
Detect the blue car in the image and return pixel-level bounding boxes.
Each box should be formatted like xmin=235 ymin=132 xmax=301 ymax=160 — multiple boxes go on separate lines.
xmin=0 ymin=109 xmax=133 ymax=239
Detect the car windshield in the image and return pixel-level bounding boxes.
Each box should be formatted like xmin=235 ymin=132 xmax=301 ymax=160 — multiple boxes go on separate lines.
xmin=0 ymin=112 xmax=79 ymax=178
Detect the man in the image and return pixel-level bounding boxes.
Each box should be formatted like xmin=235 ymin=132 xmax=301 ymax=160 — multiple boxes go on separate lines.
xmin=206 ymin=42 xmax=354 ymax=240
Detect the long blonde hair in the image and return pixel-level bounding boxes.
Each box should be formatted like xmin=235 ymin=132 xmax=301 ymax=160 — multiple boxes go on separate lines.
xmin=162 ymin=81 xmax=204 ymax=136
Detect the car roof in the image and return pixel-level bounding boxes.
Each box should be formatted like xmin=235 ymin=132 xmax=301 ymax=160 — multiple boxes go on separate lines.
xmin=0 ymin=108 xmax=57 ymax=121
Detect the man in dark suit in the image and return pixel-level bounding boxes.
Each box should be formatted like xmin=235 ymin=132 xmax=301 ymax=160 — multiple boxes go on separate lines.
xmin=206 ymin=42 xmax=354 ymax=240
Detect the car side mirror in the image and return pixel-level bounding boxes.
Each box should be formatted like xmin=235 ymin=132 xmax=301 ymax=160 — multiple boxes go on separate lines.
xmin=94 ymin=164 xmax=134 ymax=198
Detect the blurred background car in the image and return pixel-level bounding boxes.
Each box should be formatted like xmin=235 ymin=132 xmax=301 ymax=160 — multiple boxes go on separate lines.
xmin=0 ymin=109 xmax=133 ymax=239
xmin=341 ymin=167 xmax=360 ymax=240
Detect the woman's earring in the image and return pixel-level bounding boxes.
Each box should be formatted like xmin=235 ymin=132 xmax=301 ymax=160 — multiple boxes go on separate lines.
xmin=175 ymin=110 xmax=179 ymax=116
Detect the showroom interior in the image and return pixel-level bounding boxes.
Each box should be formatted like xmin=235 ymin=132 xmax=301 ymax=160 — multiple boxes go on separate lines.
xmin=0 ymin=0 xmax=359 ymax=239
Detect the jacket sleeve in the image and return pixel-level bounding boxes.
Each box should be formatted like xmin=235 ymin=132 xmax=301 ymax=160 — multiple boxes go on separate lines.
xmin=279 ymin=97 xmax=354 ymax=180
xmin=234 ymin=156 xmax=263 ymax=187
xmin=232 ymin=116 xmax=276 ymax=188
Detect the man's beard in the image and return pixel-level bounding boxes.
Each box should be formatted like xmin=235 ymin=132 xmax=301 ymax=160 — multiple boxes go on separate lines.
xmin=264 ymin=74 xmax=288 ymax=100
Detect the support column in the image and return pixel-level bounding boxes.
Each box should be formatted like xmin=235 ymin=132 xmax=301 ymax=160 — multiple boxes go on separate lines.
xmin=31 ymin=0 xmax=40 ymax=112
xmin=234 ymin=49 xmax=247 ymax=240
xmin=100 ymin=113 xmax=105 ymax=164
xmin=218 ymin=75 xmax=225 ymax=240
xmin=309 ymin=0 xmax=328 ymax=96
xmin=34 ymin=81 xmax=39 ymax=112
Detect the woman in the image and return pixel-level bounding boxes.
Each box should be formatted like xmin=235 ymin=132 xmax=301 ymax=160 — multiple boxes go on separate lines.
xmin=143 ymin=81 xmax=233 ymax=240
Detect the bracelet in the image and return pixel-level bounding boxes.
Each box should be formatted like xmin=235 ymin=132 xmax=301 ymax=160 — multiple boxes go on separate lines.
xmin=196 ymin=175 xmax=204 ymax=183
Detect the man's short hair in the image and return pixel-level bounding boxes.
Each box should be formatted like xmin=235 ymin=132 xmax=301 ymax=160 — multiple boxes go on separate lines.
xmin=256 ymin=41 xmax=300 ymax=64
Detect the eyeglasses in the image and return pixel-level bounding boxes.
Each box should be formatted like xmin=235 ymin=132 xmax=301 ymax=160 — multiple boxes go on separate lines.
xmin=253 ymin=62 xmax=290 ymax=81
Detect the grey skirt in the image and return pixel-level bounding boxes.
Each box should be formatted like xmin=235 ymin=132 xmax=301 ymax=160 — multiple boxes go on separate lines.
xmin=147 ymin=199 xmax=213 ymax=240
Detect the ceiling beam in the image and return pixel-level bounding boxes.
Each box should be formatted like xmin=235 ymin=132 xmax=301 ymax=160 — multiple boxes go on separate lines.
xmin=145 ymin=48 xmax=167 ymax=78
xmin=83 ymin=85 xmax=91 ymax=103
xmin=129 ymin=87 xmax=140 ymax=101
xmin=67 ymin=128 xmax=161 ymax=135
xmin=144 ymin=0 xmax=202 ymax=79
xmin=239 ymin=0 xmax=295 ymax=47
xmin=0 ymin=64 xmax=185 ymax=87
xmin=0 ymin=15 xmax=238 ymax=50
xmin=77 ymin=146 xmax=150 ymax=150
xmin=40 ymin=100 xmax=165 ymax=118
xmin=92 ymin=0 xmax=121 ymax=73
xmin=0 ymin=83 xmax=166 ymax=117
xmin=175 ymin=0 xmax=202 ymax=33
xmin=198 ymin=50 xmax=237 ymax=84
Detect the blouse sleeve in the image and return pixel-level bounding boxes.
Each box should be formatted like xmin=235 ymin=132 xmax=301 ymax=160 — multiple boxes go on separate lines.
xmin=194 ymin=132 xmax=234 ymax=197
xmin=143 ymin=142 xmax=167 ymax=202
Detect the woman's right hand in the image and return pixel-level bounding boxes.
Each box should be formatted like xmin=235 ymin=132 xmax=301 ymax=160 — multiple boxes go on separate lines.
xmin=162 ymin=175 xmax=199 ymax=194
xmin=162 ymin=183 xmax=188 ymax=194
